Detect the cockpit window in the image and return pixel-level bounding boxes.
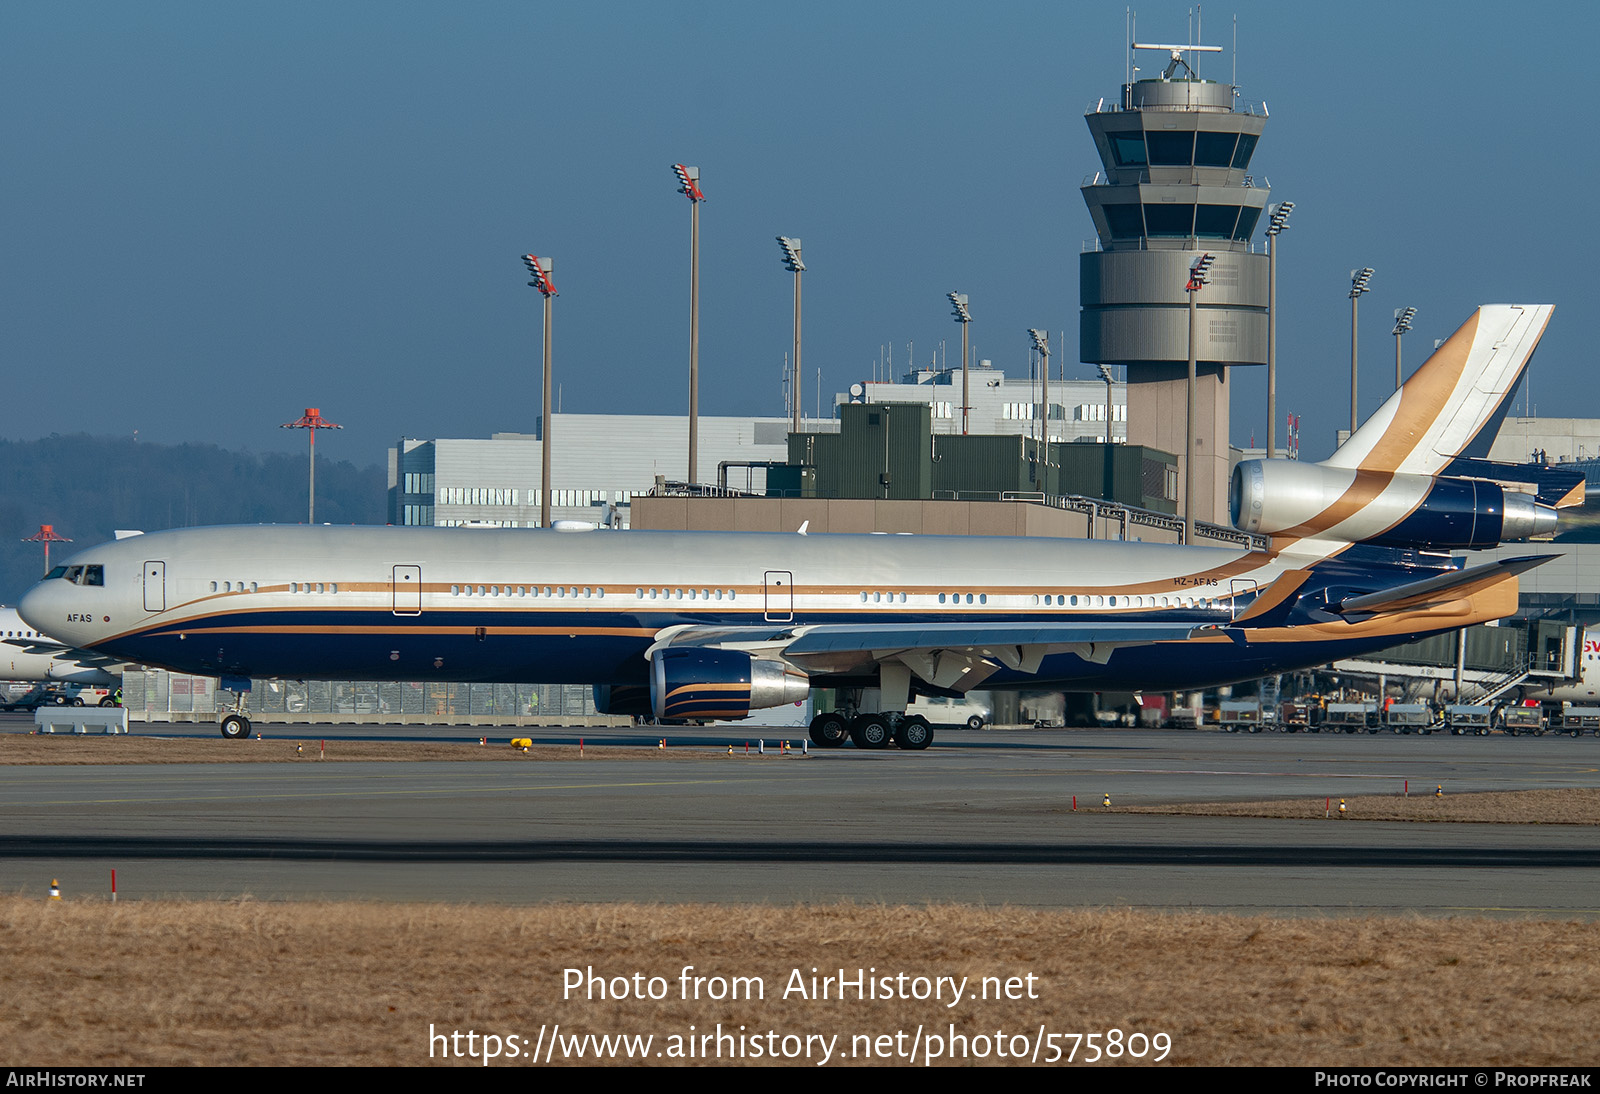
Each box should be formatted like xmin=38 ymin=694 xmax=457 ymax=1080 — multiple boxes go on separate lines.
xmin=64 ymin=566 xmax=83 ymax=583
xmin=82 ymin=565 xmax=103 ymax=586
xmin=45 ymin=566 xmax=68 ymax=580
xmin=55 ymin=564 xmax=103 ymax=586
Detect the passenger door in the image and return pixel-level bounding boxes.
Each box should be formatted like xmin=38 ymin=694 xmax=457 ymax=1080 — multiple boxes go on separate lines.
xmin=764 ymin=571 xmax=794 ymax=623
xmin=142 ymin=561 xmax=165 ymax=612
xmin=392 ymin=565 xmax=422 ymax=616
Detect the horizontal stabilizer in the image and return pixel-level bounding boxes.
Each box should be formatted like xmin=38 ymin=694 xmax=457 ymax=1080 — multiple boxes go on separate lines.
xmin=1334 ymin=555 xmax=1553 ymax=619
xmin=1439 ymin=456 xmax=1586 ymax=509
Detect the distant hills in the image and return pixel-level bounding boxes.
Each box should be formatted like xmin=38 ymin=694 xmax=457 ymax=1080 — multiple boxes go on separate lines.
xmin=0 ymin=435 xmax=385 ymax=604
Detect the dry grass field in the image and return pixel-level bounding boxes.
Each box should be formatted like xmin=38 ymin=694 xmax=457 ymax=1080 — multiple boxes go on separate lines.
xmin=4 ymin=899 xmax=1598 ymax=1067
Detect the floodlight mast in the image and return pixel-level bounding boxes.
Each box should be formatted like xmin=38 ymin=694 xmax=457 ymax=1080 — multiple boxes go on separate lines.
xmin=1097 ymin=364 xmax=1116 ymax=443
xmin=1349 ymin=267 xmax=1374 ymax=435
xmin=1028 ymin=329 xmax=1051 ymax=464
xmin=1184 ymin=253 xmax=1215 ymax=544
xmin=280 ymin=407 xmax=342 ymax=524
xmin=673 ymin=165 xmax=704 ymax=483
xmin=1392 ymin=306 xmax=1417 ymax=391
xmin=522 ymin=254 xmax=557 ymax=527
xmin=948 ymin=293 xmax=971 ymax=434
xmin=1264 ymin=201 xmax=1293 ymax=457
xmin=777 ymin=236 xmax=804 ymax=433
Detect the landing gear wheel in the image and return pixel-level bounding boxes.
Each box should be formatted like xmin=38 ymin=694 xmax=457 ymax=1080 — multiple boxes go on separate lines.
xmin=966 ymin=714 xmax=985 ymax=731
xmin=894 ymin=715 xmax=934 ymax=751
xmin=849 ymin=714 xmax=891 ymax=750
xmin=808 ymin=712 xmax=849 ymax=748
xmin=220 ymin=714 xmax=251 ymax=740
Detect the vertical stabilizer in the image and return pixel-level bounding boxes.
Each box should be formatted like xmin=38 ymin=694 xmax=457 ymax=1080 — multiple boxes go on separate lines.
xmin=1323 ymin=304 xmax=1552 ymax=476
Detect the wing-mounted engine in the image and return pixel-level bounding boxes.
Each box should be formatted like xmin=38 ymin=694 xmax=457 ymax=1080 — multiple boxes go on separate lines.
xmin=1231 ymin=459 xmax=1557 ymax=550
xmin=646 ymin=647 xmax=810 ymax=722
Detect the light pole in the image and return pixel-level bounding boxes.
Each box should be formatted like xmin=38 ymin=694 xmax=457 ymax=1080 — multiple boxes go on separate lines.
xmin=1185 ymin=253 xmax=1215 ymax=544
xmin=1349 ymin=267 xmax=1374 ymax=435
xmin=949 ymin=293 xmax=971 ymax=435
xmin=280 ymin=407 xmax=342 ymax=524
xmin=1029 ymin=328 xmax=1050 ymax=488
xmin=522 ymin=254 xmax=557 ymax=527
xmin=777 ymin=236 xmax=804 ymax=434
xmin=1265 ymin=201 xmax=1293 ymax=457
xmin=1393 ymin=306 xmax=1417 ymax=391
xmin=672 ymin=164 xmax=704 ymax=483
xmin=1097 ymin=364 xmax=1116 ymax=443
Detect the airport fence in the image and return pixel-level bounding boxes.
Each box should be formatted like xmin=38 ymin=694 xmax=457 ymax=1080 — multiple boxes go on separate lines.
xmin=118 ymin=669 xmax=618 ymax=725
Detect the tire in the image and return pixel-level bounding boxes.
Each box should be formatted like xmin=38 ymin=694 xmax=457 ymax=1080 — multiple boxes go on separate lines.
xmin=219 ymin=714 xmax=251 ymax=740
xmin=849 ymin=715 xmax=891 ymax=750
xmin=98 ymin=697 xmax=115 ymax=707
xmin=966 ymin=714 xmax=985 ymax=731
xmin=808 ymin=713 xmax=849 ymax=748
xmin=894 ymin=715 xmax=934 ymax=751
xmin=70 ymin=697 xmax=85 ymax=707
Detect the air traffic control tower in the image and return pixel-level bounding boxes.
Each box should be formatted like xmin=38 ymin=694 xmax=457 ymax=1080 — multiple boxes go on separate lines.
xmin=1080 ymin=41 xmax=1270 ymax=526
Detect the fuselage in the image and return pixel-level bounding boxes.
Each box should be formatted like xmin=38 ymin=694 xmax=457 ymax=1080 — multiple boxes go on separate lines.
xmin=16 ymin=523 xmax=1508 ymax=694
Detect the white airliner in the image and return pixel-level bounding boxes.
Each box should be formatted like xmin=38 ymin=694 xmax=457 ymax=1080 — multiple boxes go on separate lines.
xmin=1523 ymin=636 xmax=1600 ymax=703
xmin=18 ymin=305 xmax=1566 ymax=746
xmin=0 ymin=606 xmax=117 ymax=687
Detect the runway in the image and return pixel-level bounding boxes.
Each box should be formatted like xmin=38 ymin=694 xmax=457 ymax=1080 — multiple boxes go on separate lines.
xmin=5 ymin=723 xmax=1600 ymax=914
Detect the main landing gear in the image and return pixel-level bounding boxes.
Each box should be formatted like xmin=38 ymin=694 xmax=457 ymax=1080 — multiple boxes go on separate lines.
xmin=218 ymin=681 xmax=252 ymax=739
xmin=807 ymin=710 xmax=934 ymax=751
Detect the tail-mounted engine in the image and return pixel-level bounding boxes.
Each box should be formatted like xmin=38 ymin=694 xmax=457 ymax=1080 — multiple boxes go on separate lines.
xmin=1231 ymin=459 xmax=1557 ymax=549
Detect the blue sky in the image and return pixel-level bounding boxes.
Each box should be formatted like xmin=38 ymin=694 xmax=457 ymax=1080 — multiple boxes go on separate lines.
xmin=5 ymin=2 xmax=1593 ymax=466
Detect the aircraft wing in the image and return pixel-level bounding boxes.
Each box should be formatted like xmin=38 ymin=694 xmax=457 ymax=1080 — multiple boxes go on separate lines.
xmin=650 ymin=620 xmax=1200 ymax=693
xmin=13 ymin=640 xmax=129 ymax=670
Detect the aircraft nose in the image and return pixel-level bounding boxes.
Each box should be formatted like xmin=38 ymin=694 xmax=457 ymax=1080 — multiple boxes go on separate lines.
xmin=18 ymin=578 xmax=78 ymax=644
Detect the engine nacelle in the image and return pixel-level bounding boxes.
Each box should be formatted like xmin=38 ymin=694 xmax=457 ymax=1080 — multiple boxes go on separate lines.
xmin=1231 ymin=459 xmax=1557 ymax=549
xmin=592 ymin=683 xmax=652 ymax=717
xmin=45 ymin=662 xmax=115 ymax=685
xmin=649 ymin=647 xmax=811 ymax=722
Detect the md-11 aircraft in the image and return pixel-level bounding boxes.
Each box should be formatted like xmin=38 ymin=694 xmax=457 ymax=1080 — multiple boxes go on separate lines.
xmin=0 ymin=606 xmax=117 ymax=688
xmin=19 ymin=305 xmax=1568 ymax=746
